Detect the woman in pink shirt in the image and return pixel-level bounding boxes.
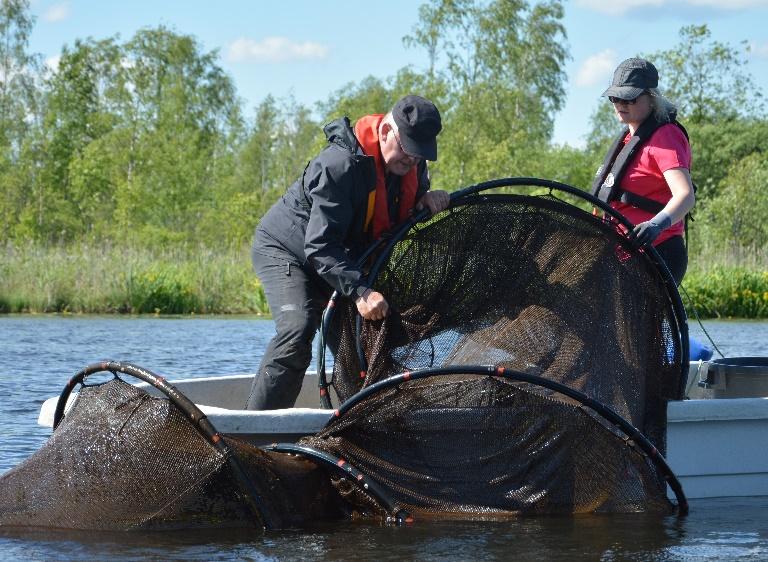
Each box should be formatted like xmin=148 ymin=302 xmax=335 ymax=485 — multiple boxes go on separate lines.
xmin=593 ymin=58 xmax=696 ymax=285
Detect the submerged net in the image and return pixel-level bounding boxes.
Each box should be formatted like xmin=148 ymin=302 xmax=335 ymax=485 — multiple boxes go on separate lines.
xmin=330 ymin=193 xmax=685 ymax=454
xmin=0 ymin=378 xmax=341 ymax=530
xmin=302 ymin=373 xmax=674 ymax=516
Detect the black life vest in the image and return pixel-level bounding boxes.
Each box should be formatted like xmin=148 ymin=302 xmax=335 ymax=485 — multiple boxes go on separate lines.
xmin=591 ymin=112 xmax=690 ymax=215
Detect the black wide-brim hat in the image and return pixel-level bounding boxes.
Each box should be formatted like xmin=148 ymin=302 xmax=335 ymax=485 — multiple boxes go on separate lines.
xmin=603 ymin=58 xmax=659 ymax=100
xmin=392 ymin=95 xmax=442 ymax=161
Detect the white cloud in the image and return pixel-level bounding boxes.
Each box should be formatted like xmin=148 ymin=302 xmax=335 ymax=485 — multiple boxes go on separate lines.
xmin=43 ymin=2 xmax=70 ymax=23
xmin=575 ymin=49 xmax=617 ymax=87
xmin=226 ymin=37 xmax=329 ymax=63
xmin=687 ymin=0 xmax=768 ymax=8
xmin=45 ymin=55 xmax=60 ymax=71
xmin=575 ymin=0 xmax=664 ymax=16
xmin=750 ymin=41 xmax=768 ymax=58
xmin=577 ymin=0 xmax=768 ymax=14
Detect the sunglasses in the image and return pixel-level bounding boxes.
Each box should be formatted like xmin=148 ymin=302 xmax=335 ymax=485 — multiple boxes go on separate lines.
xmin=608 ymin=93 xmax=646 ymax=105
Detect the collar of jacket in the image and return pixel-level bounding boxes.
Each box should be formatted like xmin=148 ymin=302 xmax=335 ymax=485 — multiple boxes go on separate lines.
xmin=353 ymin=114 xmax=419 ymax=241
xmin=323 ymin=116 xmax=365 ymax=156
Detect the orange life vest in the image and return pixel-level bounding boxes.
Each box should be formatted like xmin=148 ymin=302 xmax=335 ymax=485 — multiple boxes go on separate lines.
xmin=354 ymin=114 xmax=419 ymax=241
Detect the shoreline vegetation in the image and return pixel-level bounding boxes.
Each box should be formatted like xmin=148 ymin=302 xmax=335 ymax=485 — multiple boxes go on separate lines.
xmin=1 ymin=243 xmax=766 ymax=319
xmin=1 ymin=6 xmax=766 ymax=320
xmin=0 ymin=243 xmax=268 ymax=316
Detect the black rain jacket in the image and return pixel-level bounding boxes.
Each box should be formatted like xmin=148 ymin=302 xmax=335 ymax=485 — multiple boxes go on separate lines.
xmin=254 ymin=116 xmax=430 ymax=297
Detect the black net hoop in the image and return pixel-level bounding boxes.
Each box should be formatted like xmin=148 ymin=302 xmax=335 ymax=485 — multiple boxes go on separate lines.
xmin=263 ymin=443 xmax=412 ymax=523
xmin=52 ymin=361 xmax=276 ymax=528
xmin=301 ymin=365 xmax=688 ymax=517
xmin=322 ymin=178 xmax=688 ymax=460
xmin=0 ymin=361 xmax=349 ymax=531
xmin=319 ymin=178 xmax=689 ymax=413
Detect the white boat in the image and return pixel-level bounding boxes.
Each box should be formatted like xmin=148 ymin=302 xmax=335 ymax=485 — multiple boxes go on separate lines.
xmin=38 ymin=359 xmax=768 ymax=502
xmin=669 ymin=358 xmax=768 ymax=500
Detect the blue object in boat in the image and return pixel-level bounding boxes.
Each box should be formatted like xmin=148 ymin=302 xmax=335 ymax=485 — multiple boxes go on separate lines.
xmin=689 ymin=335 xmax=713 ymax=361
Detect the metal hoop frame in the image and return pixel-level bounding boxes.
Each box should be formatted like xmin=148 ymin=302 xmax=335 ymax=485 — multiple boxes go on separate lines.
xmin=317 ymin=177 xmax=689 ymax=407
xmin=325 ymin=364 xmax=689 ymax=516
xmin=53 ymin=360 xmax=280 ymax=530
xmin=263 ymin=443 xmax=412 ymax=524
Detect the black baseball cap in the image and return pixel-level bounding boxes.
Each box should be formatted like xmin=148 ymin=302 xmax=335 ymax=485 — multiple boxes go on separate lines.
xmin=603 ymin=58 xmax=659 ymax=100
xmin=392 ymin=95 xmax=442 ymax=161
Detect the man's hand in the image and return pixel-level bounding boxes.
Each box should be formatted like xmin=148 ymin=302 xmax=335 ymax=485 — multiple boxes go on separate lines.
xmin=629 ymin=211 xmax=672 ymax=246
xmin=415 ymin=190 xmax=450 ymax=215
xmin=355 ymin=289 xmax=389 ymax=321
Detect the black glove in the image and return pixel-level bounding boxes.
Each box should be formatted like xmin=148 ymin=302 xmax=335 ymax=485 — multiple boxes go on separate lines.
xmin=630 ymin=211 xmax=672 ymax=246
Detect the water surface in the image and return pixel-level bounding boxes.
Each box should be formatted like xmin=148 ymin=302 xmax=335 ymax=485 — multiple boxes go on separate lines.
xmin=1 ymin=316 xmax=767 ymax=560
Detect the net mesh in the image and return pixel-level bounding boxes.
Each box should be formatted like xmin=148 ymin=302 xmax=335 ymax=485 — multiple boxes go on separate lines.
xmin=0 ymin=378 xmax=341 ymax=530
xmin=0 ymin=190 xmax=686 ymax=528
xmin=330 ymin=194 xmax=684 ymax=453
xmin=302 ymin=374 xmax=673 ymax=516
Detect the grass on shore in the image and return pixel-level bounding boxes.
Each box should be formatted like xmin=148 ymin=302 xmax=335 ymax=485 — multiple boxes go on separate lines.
xmin=682 ymin=266 xmax=768 ymax=319
xmin=0 ymin=243 xmax=268 ymax=315
xmin=1 ymin=243 xmax=767 ymax=318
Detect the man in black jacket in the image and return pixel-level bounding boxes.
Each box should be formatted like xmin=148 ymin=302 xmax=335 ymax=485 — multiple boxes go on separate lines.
xmin=246 ymin=95 xmax=449 ymax=410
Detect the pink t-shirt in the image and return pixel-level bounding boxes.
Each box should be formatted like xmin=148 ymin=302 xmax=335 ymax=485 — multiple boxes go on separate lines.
xmin=611 ymin=123 xmax=692 ymax=246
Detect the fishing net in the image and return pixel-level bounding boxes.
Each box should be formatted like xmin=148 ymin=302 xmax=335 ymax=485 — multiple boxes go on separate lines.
xmin=0 ymin=180 xmax=689 ymax=529
xmin=328 ymin=191 xmax=686 ymax=455
xmin=0 ymin=377 xmax=342 ymax=531
xmin=302 ymin=371 xmax=675 ymax=517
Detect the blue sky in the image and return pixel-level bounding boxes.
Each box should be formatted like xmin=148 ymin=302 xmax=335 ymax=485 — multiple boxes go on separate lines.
xmin=27 ymin=0 xmax=768 ymax=147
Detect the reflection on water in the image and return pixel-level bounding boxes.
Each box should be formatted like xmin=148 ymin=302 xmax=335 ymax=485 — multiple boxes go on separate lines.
xmin=1 ymin=500 xmax=767 ymax=561
xmin=1 ymin=316 xmax=767 ymax=561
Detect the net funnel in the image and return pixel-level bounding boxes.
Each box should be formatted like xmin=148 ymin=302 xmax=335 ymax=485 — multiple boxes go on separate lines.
xmin=327 ymin=178 xmax=688 ymax=457
xmin=302 ymin=366 xmax=687 ymax=518
xmin=0 ymin=362 xmax=342 ymax=531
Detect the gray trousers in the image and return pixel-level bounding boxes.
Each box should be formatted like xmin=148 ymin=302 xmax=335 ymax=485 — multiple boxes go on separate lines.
xmin=246 ymin=249 xmax=333 ymax=410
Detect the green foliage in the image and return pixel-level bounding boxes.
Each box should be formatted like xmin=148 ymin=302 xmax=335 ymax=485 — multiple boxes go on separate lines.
xmin=402 ymin=0 xmax=569 ymax=188
xmin=534 ymin=144 xmax=596 ymax=191
xmin=697 ymin=151 xmax=768 ymax=256
xmin=1 ymin=25 xmax=248 ymax=246
xmin=0 ymin=3 xmax=766 ymax=318
xmin=687 ymin=118 xmax=768 ymax=200
xmin=320 ymin=75 xmax=401 ymax=122
xmin=0 ymin=0 xmax=42 ymax=240
xmin=0 ymin=0 xmax=40 ymax=152
xmin=126 ymin=266 xmax=200 ymax=314
xmin=683 ymin=267 xmax=768 ymax=319
xmin=0 ymin=242 xmax=269 ymax=314
xmin=646 ymin=25 xmax=763 ymax=124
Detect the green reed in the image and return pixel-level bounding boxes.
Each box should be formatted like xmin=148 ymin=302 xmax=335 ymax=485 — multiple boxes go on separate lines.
xmin=682 ymin=266 xmax=768 ymax=319
xmin=0 ymin=243 xmax=268 ymax=314
xmin=2 ymin=243 xmax=767 ymax=318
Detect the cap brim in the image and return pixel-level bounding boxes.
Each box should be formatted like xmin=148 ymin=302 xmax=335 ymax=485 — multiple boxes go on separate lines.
xmin=602 ymin=85 xmax=645 ymax=99
xmin=399 ymin=134 xmax=438 ymax=161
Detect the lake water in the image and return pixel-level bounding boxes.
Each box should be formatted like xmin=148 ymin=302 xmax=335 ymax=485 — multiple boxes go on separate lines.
xmin=1 ymin=315 xmax=767 ymax=560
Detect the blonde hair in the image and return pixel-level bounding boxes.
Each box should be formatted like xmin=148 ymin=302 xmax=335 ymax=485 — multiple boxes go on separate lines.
xmin=647 ymin=88 xmax=678 ymax=122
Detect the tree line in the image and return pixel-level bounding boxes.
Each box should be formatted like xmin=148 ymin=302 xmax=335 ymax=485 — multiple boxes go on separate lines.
xmin=1 ymin=0 xmax=766 ymax=264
